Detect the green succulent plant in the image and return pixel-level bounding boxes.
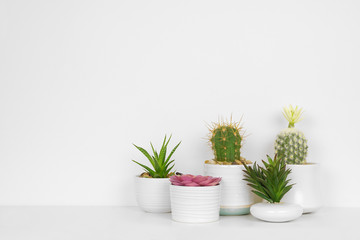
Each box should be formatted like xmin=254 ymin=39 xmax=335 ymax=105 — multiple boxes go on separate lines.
xmin=242 ymin=155 xmax=294 ymax=203
xmin=132 ymin=135 xmax=181 ymax=178
xmin=274 ymin=105 xmax=308 ymax=164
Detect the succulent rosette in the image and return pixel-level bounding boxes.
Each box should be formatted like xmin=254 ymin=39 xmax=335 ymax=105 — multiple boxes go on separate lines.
xmin=170 ymin=174 xmax=221 ymax=187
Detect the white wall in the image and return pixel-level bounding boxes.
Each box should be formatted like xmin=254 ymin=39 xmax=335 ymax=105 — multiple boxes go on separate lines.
xmin=0 ymin=0 xmax=359 ymax=206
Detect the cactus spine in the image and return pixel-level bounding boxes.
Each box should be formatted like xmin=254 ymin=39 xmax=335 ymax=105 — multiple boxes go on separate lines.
xmin=209 ymin=118 xmax=243 ymax=163
xmin=274 ymin=105 xmax=308 ymax=164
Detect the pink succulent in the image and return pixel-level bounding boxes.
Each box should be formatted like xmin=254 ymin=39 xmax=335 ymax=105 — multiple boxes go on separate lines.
xmin=170 ymin=174 xmax=221 ymax=187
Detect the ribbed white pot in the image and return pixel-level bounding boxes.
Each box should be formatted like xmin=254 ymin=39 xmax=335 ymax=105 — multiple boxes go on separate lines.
xmin=204 ymin=164 xmax=254 ymax=215
xmin=281 ymin=163 xmax=321 ymax=213
xmin=170 ymin=184 xmax=221 ymax=223
xmin=135 ymin=176 xmax=171 ymax=213
xmin=250 ymin=202 xmax=303 ymax=222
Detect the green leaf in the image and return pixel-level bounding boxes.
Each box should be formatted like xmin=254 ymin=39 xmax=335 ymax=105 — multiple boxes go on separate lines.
xmin=165 ymin=141 xmax=181 ymax=165
xmin=133 ymin=144 xmax=156 ymax=169
xmin=150 ymin=142 xmax=159 ymax=160
xmin=158 ymin=135 xmax=168 ymax=166
xmin=252 ymin=190 xmax=273 ymax=203
xmin=132 ymin=160 xmax=156 ymax=177
xmin=165 ymin=160 xmax=175 ymax=169
xmin=165 ymin=164 xmax=175 ymax=175
xmin=151 ymin=155 xmax=161 ymax=173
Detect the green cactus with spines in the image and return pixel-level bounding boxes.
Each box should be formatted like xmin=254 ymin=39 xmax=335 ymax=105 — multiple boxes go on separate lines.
xmin=209 ymin=119 xmax=243 ymax=163
xmin=274 ymin=105 xmax=308 ymax=164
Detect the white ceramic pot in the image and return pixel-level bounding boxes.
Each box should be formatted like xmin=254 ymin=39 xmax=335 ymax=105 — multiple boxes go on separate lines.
xmin=204 ymin=164 xmax=254 ymax=215
xmin=170 ymin=184 xmax=221 ymax=223
xmin=250 ymin=202 xmax=303 ymax=222
xmin=281 ymin=163 xmax=321 ymax=213
xmin=135 ymin=176 xmax=171 ymax=213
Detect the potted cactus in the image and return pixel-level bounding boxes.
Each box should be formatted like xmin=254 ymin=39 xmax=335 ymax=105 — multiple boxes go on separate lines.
xmin=204 ymin=118 xmax=254 ymax=215
xmin=169 ymin=174 xmax=222 ymax=223
xmin=243 ymin=155 xmax=303 ymax=222
xmin=274 ymin=105 xmax=321 ymax=213
xmin=132 ymin=135 xmax=181 ymax=213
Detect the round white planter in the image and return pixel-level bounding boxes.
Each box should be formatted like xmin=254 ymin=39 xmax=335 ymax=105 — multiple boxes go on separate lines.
xmin=170 ymin=184 xmax=221 ymax=223
xmin=281 ymin=163 xmax=321 ymax=213
xmin=204 ymin=163 xmax=254 ymax=215
xmin=135 ymin=176 xmax=171 ymax=213
xmin=250 ymin=202 xmax=303 ymax=222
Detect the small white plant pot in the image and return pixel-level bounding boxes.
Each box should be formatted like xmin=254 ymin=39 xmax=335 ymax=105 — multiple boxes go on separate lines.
xmin=281 ymin=163 xmax=321 ymax=213
xmin=135 ymin=176 xmax=171 ymax=213
xmin=170 ymin=184 xmax=221 ymax=223
xmin=250 ymin=202 xmax=303 ymax=222
xmin=204 ymin=164 xmax=254 ymax=215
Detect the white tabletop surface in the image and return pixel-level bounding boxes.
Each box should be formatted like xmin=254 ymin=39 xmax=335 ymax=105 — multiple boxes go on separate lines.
xmin=0 ymin=206 xmax=358 ymax=240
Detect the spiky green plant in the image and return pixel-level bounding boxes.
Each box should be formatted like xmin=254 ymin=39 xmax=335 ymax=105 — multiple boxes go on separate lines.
xmin=242 ymin=155 xmax=294 ymax=203
xmin=132 ymin=135 xmax=181 ymax=178
xmin=208 ymin=118 xmax=243 ymax=163
xmin=274 ymin=105 xmax=308 ymax=164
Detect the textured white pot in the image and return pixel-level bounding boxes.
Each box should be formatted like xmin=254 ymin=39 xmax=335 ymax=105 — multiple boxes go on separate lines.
xmin=135 ymin=176 xmax=171 ymax=213
xmin=250 ymin=202 xmax=303 ymax=222
xmin=204 ymin=164 xmax=254 ymax=215
xmin=282 ymin=163 xmax=321 ymax=213
xmin=170 ymin=184 xmax=221 ymax=223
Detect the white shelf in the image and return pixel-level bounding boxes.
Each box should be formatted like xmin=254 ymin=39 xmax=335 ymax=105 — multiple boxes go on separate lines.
xmin=0 ymin=207 xmax=358 ymax=240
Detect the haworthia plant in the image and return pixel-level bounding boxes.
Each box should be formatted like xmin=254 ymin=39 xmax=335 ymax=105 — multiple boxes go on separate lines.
xmin=132 ymin=135 xmax=181 ymax=178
